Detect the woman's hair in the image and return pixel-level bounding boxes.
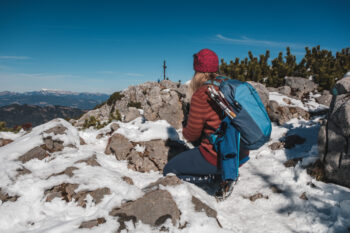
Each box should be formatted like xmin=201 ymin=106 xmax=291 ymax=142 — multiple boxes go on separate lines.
xmin=189 ymin=72 xmax=218 ymax=97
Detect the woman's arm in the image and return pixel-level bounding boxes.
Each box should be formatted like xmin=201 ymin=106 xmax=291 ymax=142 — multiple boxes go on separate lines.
xmin=182 ymin=91 xmax=206 ymax=142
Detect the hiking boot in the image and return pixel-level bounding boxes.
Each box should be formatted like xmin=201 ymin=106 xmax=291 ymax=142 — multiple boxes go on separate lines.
xmin=214 ymin=179 xmax=237 ymax=201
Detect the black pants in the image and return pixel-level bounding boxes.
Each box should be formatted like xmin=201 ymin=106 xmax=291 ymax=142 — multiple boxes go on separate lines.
xmin=163 ymin=148 xmax=221 ymax=183
xmin=163 ymin=147 xmax=250 ymax=183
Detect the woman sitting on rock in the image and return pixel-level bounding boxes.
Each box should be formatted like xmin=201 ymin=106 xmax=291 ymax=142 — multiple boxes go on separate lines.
xmin=163 ymin=48 xmax=249 ymax=199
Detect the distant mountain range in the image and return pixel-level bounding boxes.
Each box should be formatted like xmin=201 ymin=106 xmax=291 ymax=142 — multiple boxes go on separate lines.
xmin=0 ymin=104 xmax=86 ymax=127
xmin=0 ymin=89 xmax=110 ymax=110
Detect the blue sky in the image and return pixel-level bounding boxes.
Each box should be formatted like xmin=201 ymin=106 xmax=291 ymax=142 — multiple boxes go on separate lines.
xmin=0 ymin=0 xmax=349 ymax=94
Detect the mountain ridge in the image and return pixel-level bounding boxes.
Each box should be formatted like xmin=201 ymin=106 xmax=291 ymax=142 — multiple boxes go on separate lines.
xmin=0 ymin=90 xmax=109 ymax=110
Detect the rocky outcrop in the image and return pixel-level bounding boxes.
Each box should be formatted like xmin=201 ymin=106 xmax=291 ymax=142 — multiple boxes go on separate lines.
xmin=247 ymin=81 xmax=269 ymax=107
xmin=267 ymin=100 xmax=310 ymax=125
xmin=76 ymin=80 xmax=189 ymax=129
xmin=318 ymin=75 xmax=350 ymax=188
xmin=105 ymin=134 xmax=188 ymax=172
xmin=285 ymin=77 xmax=318 ymax=99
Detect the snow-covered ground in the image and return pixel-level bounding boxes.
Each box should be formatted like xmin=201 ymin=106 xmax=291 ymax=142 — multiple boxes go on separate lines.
xmin=0 ymin=99 xmax=349 ymax=232
xmin=269 ymin=92 xmax=328 ymax=112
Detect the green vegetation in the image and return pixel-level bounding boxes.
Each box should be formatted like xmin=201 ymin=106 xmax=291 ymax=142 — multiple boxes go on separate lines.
xmin=83 ymin=116 xmax=108 ymax=129
xmin=219 ymin=46 xmax=350 ymax=90
xmin=127 ymin=101 xmax=142 ymax=109
xmin=109 ymin=109 xmax=122 ymax=121
xmin=0 ymin=121 xmax=22 ymax=133
xmin=107 ymin=92 xmax=125 ymax=106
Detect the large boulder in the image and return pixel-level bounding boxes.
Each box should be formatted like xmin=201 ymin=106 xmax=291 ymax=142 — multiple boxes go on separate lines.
xmin=318 ymin=75 xmax=350 ymax=188
xmin=247 ymin=81 xmax=269 ymax=107
xmin=105 ymin=133 xmax=133 ymax=159
xmin=109 ymin=189 xmax=181 ymax=229
xmin=285 ymin=77 xmax=318 ymax=99
xmin=316 ymin=90 xmax=332 ymax=107
xmin=334 ymin=75 xmax=350 ymax=95
xmin=76 ymin=81 xmax=189 ymax=129
xmin=277 ymin=86 xmax=292 ymax=96
xmin=267 ymin=100 xmax=310 ymax=125
xmin=124 ymin=107 xmax=141 ymax=122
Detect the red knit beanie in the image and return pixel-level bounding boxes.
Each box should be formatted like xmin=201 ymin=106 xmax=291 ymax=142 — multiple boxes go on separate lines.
xmin=193 ymin=49 xmax=219 ymax=73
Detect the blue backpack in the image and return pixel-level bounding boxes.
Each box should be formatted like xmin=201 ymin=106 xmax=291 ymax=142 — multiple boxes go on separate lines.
xmin=206 ymin=77 xmax=272 ymax=181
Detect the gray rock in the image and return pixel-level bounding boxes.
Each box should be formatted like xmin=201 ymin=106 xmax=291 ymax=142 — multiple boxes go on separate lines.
xmin=127 ymin=149 xmax=158 ymax=172
xmin=18 ymin=146 xmax=49 ymax=163
xmin=192 ymin=196 xmax=221 ymax=227
xmin=142 ymin=176 xmax=182 ymax=193
xmin=105 ymin=133 xmax=188 ymax=173
xmin=110 ymin=123 xmax=120 ymax=132
xmin=75 ymin=104 xmax=112 ymax=127
xmin=124 ymin=107 xmax=141 ymax=122
xmin=44 ymin=124 xmax=67 ymax=135
xmin=316 ymin=90 xmax=332 ymax=107
xmin=318 ymin=124 xmax=327 ymax=162
xmin=79 ymin=137 xmax=86 ymax=145
xmin=45 ymin=183 xmax=79 ymax=202
xmin=267 ymin=87 xmax=278 ymax=92
xmin=277 ymin=86 xmax=292 ymax=96
xmin=122 ymin=176 xmax=134 ymax=185
xmin=267 ymin=100 xmax=310 ymax=125
xmin=43 ymin=137 xmax=64 ymax=152
xmin=329 ymin=94 xmax=350 ymax=137
xmin=334 ymin=76 xmax=350 ymax=95
xmin=269 ymin=142 xmax=284 ymax=150
xmin=48 ymin=166 xmax=78 ymax=178
xmin=105 ymin=133 xmax=133 ymax=159
xmin=15 ymin=166 xmax=31 ymax=177
xmin=318 ymin=79 xmax=350 ymax=188
xmin=247 ymin=81 xmax=269 ymax=107
xmin=285 ymin=77 xmax=318 ymax=99
xmin=45 ymin=183 xmax=110 ymax=207
xmin=0 ymin=188 xmax=19 ymax=203
xmin=79 ymin=218 xmax=106 ymax=229
xmin=109 ymin=189 xmax=180 ymax=227
xmin=158 ymin=95 xmax=184 ymax=129
xmin=75 ymin=154 xmax=101 ymax=167
xmin=0 ymin=138 xmax=13 ymax=147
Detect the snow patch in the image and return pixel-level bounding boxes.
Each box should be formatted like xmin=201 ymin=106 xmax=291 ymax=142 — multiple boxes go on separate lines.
xmin=115 ymin=117 xmax=179 ymax=142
